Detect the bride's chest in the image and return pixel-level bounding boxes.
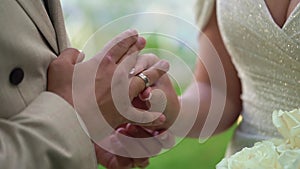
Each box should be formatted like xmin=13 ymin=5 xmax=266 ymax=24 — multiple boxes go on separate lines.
xmin=263 ymin=0 xmax=299 ymax=28
xmin=216 ymin=0 xmax=300 ymax=86
xmin=217 ymin=0 xmax=300 ymax=43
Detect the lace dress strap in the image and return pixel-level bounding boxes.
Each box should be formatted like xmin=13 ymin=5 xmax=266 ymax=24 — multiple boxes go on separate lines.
xmin=195 ymin=0 xmax=215 ymax=30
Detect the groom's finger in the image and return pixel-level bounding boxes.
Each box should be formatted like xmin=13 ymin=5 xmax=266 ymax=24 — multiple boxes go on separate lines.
xmin=126 ymin=125 xmax=162 ymax=155
xmin=117 ymin=125 xmax=162 ymax=156
xmin=116 ymin=37 xmax=146 ymax=64
xmin=102 ymin=29 xmax=139 ymax=63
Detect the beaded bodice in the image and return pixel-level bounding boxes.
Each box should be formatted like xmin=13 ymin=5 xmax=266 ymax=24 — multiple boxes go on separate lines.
xmin=196 ymin=0 xmax=300 ymax=152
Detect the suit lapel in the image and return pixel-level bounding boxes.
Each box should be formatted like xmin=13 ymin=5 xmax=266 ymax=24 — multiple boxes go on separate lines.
xmin=46 ymin=0 xmax=70 ymax=53
xmin=16 ymin=0 xmax=59 ymax=54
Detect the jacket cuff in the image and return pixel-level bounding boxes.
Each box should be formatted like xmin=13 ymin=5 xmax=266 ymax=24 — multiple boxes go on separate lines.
xmin=21 ymin=91 xmax=98 ymax=169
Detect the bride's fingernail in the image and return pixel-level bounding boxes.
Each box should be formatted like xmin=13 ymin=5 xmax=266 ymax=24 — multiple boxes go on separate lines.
xmin=143 ymin=92 xmax=152 ymax=101
xmin=159 ymin=115 xmax=166 ymax=123
xmin=129 ymin=68 xmax=136 ymax=75
xmin=125 ymin=123 xmax=131 ymax=130
xmin=116 ymin=128 xmax=125 ymax=134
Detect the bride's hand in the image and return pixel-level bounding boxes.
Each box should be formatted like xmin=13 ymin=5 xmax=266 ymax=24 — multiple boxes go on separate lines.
xmin=131 ymin=53 xmax=180 ymax=129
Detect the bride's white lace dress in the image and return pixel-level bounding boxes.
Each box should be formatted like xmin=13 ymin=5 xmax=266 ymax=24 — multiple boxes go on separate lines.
xmin=196 ymin=0 xmax=300 ymax=155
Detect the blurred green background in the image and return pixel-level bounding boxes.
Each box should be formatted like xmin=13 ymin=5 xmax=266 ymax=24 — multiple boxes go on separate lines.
xmin=61 ymin=0 xmax=235 ymax=168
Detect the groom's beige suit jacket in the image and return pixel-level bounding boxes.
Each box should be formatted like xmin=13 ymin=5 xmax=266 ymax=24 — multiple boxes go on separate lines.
xmin=0 ymin=0 xmax=97 ymax=168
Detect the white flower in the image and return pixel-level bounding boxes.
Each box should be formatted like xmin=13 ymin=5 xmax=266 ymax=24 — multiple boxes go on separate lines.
xmin=216 ymin=159 xmax=229 ymax=169
xmin=216 ymin=141 xmax=282 ymax=169
xmin=278 ymin=149 xmax=300 ymax=169
xmin=272 ymin=109 xmax=300 ymax=147
xmin=217 ymin=109 xmax=300 ymax=169
xmin=274 ymin=141 xmax=300 ymax=168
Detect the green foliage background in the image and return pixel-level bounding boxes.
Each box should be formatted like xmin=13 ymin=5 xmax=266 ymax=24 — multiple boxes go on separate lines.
xmin=98 ymin=129 xmax=235 ymax=169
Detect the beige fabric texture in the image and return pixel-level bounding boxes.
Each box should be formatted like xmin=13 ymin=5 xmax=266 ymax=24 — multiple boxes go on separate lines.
xmin=0 ymin=0 xmax=97 ymax=168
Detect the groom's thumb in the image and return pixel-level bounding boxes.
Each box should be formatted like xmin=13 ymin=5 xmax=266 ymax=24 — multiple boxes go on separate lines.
xmin=59 ymin=48 xmax=85 ymax=65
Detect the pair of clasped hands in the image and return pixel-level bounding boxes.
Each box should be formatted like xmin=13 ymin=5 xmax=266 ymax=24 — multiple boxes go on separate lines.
xmin=47 ymin=29 xmax=180 ymax=168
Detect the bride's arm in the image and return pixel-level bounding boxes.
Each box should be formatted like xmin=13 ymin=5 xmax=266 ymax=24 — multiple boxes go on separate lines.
xmin=183 ymin=5 xmax=242 ymax=138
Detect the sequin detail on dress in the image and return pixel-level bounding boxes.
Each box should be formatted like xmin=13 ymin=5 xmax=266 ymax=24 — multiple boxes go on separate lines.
xmin=195 ymin=0 xmax=300 ymax=154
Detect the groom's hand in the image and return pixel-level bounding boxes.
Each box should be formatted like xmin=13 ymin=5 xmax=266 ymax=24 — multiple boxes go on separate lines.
xmin=95 ymin=124 xmax=175 ymax=169
xmin=47 ymin=29 xmax=170 ymax=130
xmin=47 ymin=29 xmax=141 ymax=107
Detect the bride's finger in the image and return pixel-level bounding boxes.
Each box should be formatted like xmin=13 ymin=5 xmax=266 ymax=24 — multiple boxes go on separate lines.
xmin=147 ymin=89 xmax=167 ymax=114
xmin=139 ymin=87 xmax=152 ymax=101
xmin=122 ymin=89 xmax=167 ymax=126
xmin=129 ymin=60 xmax=170 ymax=100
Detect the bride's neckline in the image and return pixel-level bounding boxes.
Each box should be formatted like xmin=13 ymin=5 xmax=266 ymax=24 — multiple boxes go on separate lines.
xmin=261 ymin=0 xmax=300 ymax=29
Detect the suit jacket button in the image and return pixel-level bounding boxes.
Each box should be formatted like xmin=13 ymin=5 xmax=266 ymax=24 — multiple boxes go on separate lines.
xmin=10 ymin=68 xmax=24 ymax=85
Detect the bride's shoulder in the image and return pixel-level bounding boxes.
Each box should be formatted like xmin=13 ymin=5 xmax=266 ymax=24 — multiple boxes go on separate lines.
xmin=195 ymin=0 xmax=216 ymax=30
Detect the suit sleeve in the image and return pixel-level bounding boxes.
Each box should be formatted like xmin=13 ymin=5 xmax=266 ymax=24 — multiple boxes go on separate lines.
xmin=0 ymin=92 xmax=98 ymax=169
